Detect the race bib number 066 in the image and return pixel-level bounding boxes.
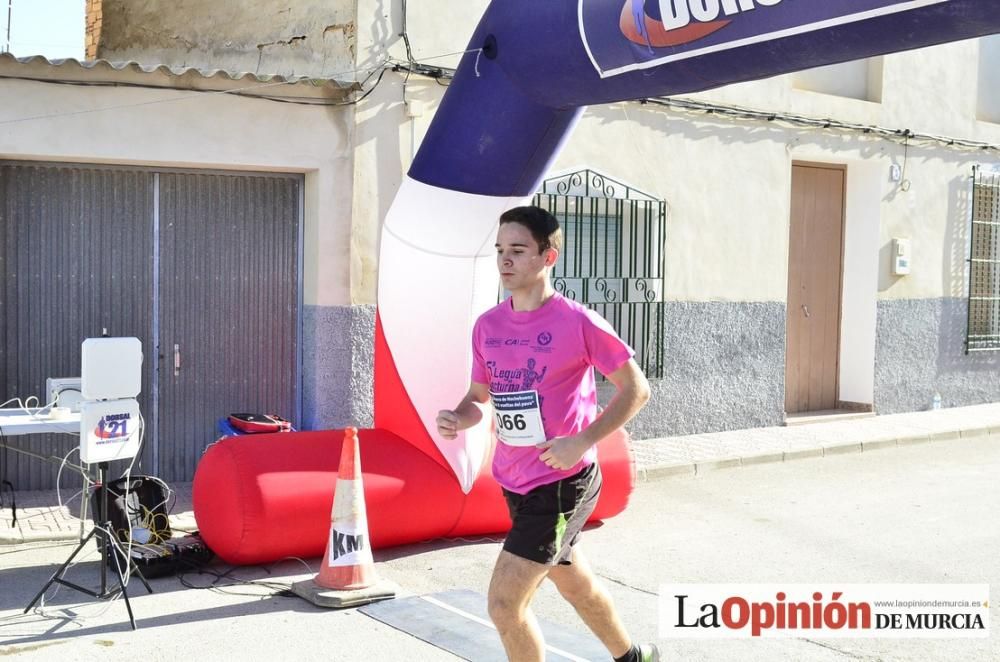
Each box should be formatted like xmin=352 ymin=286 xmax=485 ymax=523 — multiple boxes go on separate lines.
xmin=491 ymin=390 xmax=545 ymax=447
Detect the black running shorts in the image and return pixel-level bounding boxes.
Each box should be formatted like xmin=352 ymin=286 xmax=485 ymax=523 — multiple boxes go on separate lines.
xmin=501 ymin=462 xmax=602 ymax=565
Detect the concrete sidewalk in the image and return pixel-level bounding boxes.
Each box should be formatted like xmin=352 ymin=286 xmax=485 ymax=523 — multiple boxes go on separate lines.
xmin=631 ymin=401 xmax=1000 ymax=479
xmin=2 ymin=402 xmax=998 ymax=545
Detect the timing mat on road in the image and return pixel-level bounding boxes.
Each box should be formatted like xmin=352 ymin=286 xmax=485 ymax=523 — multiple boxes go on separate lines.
xmin=359 ymin=589 xmax=608 ymax=661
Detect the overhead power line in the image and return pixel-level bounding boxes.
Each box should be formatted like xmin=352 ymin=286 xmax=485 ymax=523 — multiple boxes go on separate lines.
xmin=640 ymin=96 xmax=1000 ymax=154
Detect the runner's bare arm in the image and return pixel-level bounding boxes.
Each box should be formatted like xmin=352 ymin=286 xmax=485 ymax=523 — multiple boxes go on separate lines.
xmin=585 ymin=357 xmax=651 ymax=444
xmin=436 ymin=381 xmax=491 ymax=440
xmin=538 ymin=358 xmax=650 ymax=469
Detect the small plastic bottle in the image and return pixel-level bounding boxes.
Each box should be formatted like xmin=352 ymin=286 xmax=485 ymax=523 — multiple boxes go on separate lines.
xmin=931 ymin=392 xmax=942 ymax=410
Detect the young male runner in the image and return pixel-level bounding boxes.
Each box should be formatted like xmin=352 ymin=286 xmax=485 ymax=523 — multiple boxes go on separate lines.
xmin=436 ymin=206 xmax=658 ymax=662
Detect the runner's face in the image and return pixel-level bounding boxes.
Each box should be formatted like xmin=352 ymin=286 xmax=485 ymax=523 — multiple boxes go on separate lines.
xmin=495 ymin=222 xmax=554 ymax=292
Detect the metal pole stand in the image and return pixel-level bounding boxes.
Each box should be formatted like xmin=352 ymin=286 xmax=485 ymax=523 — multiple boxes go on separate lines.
xmin=23 ymin=462 xmax=153 ymax=630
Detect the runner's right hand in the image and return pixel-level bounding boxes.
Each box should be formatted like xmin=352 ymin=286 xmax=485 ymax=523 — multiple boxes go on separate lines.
xmin=436 ymin=410 xmax=460 ymax=439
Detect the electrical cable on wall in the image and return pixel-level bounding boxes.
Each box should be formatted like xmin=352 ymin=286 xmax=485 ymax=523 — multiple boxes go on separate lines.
xmin=400 ymin=0 xmax=416 ymax=65
xmin=639 ymin=96 xmax=999 ymax=154
xmin=3 ymin=0 xmax=11 ymax=54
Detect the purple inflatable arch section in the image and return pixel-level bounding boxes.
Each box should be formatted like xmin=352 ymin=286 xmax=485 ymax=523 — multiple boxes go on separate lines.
xmin=375 ymin=1 xmax=1000 ymax=493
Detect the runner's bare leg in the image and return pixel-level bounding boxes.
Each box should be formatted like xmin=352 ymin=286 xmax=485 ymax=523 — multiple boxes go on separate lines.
xmin=488 ymin=550 xmax=550 ymax=662
xmin=547 ymin=547 xmax=632 ymax=657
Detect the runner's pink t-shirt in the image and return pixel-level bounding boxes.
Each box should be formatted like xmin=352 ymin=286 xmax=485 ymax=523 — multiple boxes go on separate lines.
xmin=471 ymin=293 xmax=634 ymax=494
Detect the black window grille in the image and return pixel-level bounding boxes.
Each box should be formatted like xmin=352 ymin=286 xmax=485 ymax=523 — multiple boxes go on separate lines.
xmin=967 ymin=165 xmax=1000 ymax=352
xmin=532 ymin=170 xmax=666 ymax=377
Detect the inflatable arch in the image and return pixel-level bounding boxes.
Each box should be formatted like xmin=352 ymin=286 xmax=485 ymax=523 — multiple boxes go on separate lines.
xmin=195 ymin=1 xmax=1000 ymax=564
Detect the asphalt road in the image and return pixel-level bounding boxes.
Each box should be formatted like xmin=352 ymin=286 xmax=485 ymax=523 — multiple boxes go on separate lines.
xmin=1 ymin=435 xmax=997 ymax=661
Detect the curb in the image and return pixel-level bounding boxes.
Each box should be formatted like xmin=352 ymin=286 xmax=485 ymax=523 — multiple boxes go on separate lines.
xmin=636 ymin=429 xmax=995 ymax=482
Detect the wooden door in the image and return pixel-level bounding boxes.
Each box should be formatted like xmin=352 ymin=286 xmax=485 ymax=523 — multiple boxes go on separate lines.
xmin=785 ymin=164 xmax=846 ymax=414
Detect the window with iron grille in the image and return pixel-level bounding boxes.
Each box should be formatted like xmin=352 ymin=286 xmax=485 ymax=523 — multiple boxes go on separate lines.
xmin=532 ymin=170 xmax=666 ymax=377
xmin=967 ymin=165 xmax=1000 ymax=352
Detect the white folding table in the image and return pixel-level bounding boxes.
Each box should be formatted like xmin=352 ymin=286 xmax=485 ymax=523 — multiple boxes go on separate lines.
xmin=0 ymin=410 xmax=81 ymax=436
xmin=0 ymin=409 xmax=89 ymax=532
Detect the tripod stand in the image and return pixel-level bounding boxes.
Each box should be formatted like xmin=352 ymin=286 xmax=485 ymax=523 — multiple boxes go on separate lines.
xmin=24 ymin=462 xmax=153 ymax=630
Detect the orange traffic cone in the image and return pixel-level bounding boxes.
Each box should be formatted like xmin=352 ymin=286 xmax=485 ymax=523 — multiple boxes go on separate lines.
xmin=315 ymin=427 xmax=376 ymax=590
xmin=291 ymin=427 xmax=396 ymax=608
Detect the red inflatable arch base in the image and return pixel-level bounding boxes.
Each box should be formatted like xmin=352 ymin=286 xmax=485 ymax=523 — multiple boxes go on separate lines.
xmin=192 ymin=428 xmax=635 ymax=565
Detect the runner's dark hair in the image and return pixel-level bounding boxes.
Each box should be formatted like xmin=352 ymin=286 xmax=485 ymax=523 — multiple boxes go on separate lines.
xmin=499 ymin=206 xmax=563 ymax=253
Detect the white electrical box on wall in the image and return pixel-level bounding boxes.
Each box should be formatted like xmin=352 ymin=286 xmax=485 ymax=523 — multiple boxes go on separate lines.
xmin=79 ymin=398 xmax=141 ymax=463
xmin=891 ymin=238 xmax=911 ymax=276
xmin=405 ymin=100 xmax=424 ymax=118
